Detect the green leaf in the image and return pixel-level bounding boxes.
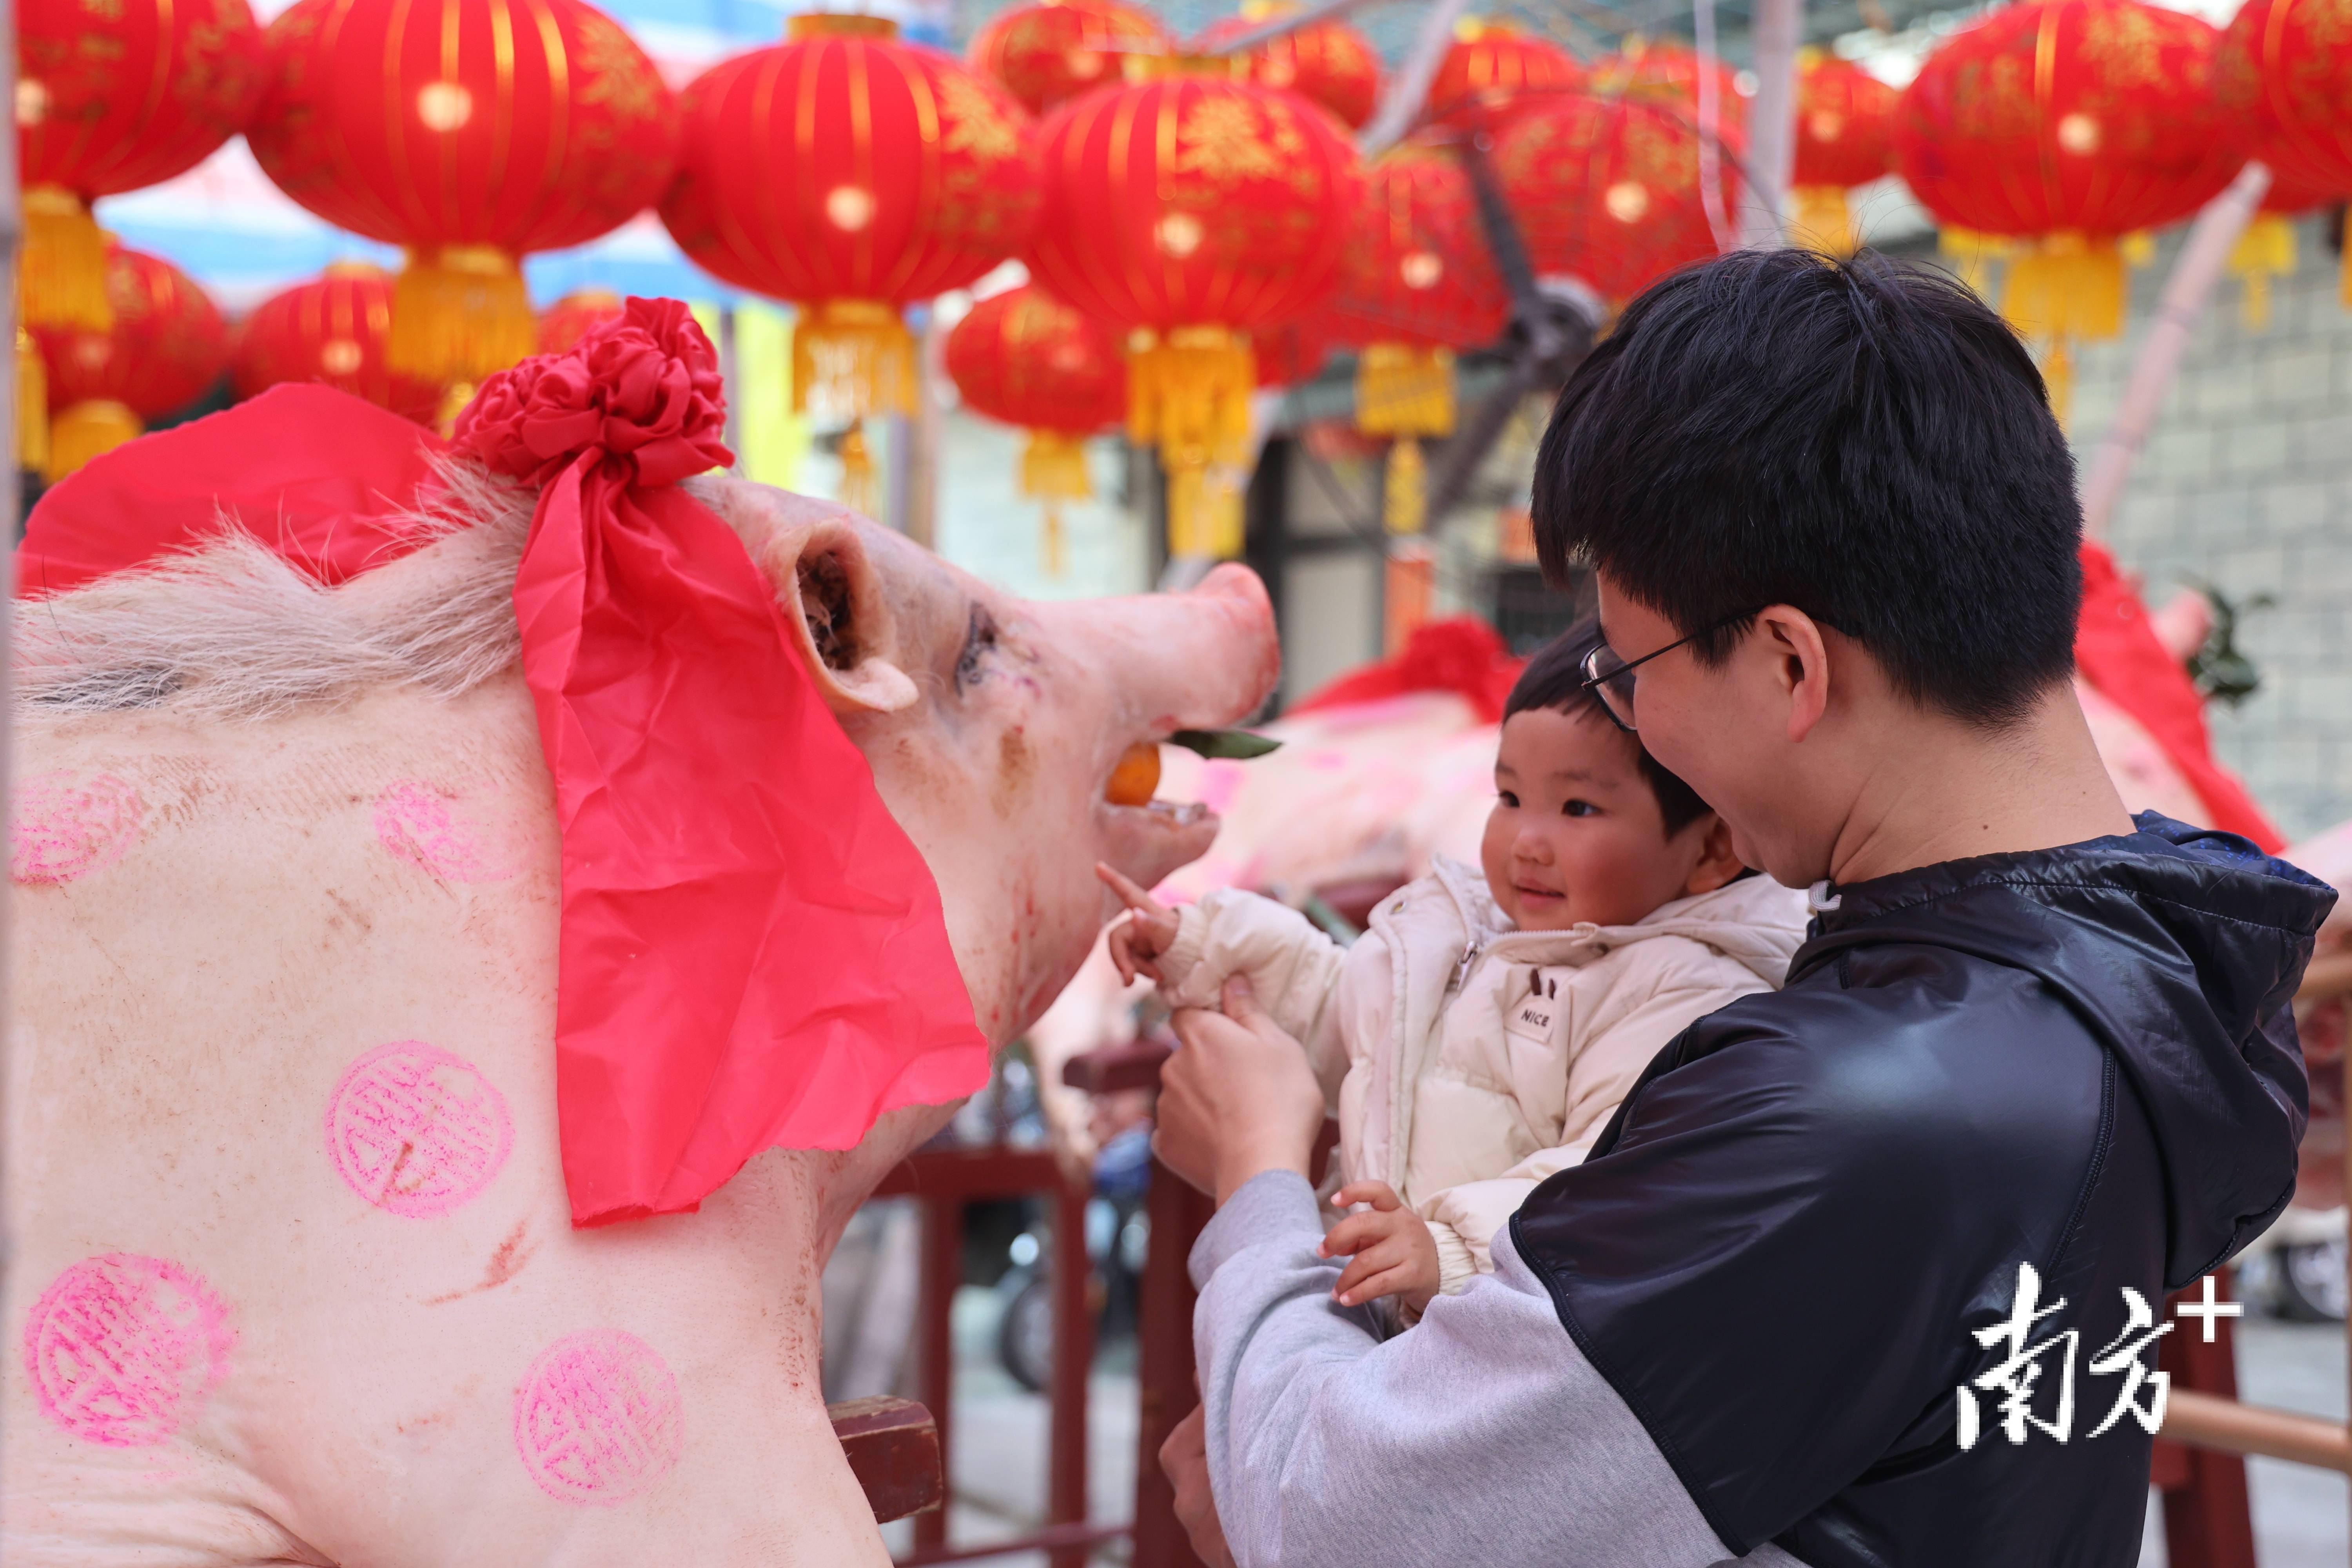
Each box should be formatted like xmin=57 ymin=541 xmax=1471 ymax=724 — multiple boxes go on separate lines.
xmin=1169 ymin=728 xmax=1283 ymax=760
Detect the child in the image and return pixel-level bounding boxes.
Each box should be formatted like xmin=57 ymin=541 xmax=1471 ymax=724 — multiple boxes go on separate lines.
xmin=1100 ymin=618 xmax=1808 ymax=1321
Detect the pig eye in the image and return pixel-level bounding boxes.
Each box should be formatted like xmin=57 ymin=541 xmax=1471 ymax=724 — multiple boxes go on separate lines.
xmin=954 ymin=605 xmax=1000 ymax=691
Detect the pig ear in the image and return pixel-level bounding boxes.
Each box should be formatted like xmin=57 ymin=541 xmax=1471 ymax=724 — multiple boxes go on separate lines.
xmin=705 ymin=483 xmax=918 ymax=715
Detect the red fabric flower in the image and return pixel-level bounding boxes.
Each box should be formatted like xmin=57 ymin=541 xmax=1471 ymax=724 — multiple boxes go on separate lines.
xmin=457 ymin=297 xmax=733 ymax=488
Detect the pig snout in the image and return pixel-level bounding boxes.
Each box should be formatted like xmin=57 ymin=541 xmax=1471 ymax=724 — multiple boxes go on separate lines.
xmin=1106 ymin=564 xmax=1279 ymax=736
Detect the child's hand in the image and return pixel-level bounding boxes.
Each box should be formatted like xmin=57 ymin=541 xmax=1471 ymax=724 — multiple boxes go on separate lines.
xmin=1098 ymin=862 xmax=1183 ymax=985
xmin=1320 ymin=1181 xmax=1440 ymax=1315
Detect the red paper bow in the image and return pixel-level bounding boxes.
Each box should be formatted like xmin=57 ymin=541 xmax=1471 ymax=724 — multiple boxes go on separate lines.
xmin=456 ymin=298 xmax=988 ymax=1226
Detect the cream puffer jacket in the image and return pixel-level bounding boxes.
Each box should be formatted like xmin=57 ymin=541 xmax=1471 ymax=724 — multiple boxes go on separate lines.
xmin=1156 ymin=858 xmax=1809 ymax=1297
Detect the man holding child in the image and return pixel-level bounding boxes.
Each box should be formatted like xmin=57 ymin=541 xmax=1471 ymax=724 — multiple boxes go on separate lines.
xmin=1121 ymin=250 xmax=2326 ymax=1566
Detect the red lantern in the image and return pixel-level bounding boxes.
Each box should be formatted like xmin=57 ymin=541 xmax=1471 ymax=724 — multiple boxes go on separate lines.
xmin=1425 ymin=19 xmax=1581 ymax=130
xmin=246 ymin=0 xmax=679 ymax=385
xmin=662 ymin=13 xmax=1039 ymax=509
xmin=1493 ymin=91 xmax=1738 ymax=303
xmin=969 ymin=0 xmax=1169 ymax=116
xmin=16 ymin=0 xmax=265 ymax=331
xmin=1197 ymin=4 xmax=1383 ymax=131
xmin=232 ymin=261 xmax=441 ymax=425
xmin=35 ymin=243 xmax=229 ymax=479
xmin=1028 ymin=59 xmax=1361 ymax=556
xmin=945 ymin=285 xmax=1125 ymax=573
xmin=1789 ymin=50 xmax=1898 ymax=252
xmin=2218 ymin=0 xmax=2352 ymax=307
xmin=539 ymin=289 xmax=627 ymax=355
xmin=1589 ymin=37 xmax=1746 ymax=127
xmin=1327 ymin=145 xmax=1507 ymax=535
xmin=1896 ymin=0 xmax=2243 ymax=386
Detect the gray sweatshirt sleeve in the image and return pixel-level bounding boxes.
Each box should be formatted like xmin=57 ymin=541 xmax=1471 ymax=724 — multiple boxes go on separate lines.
xmin=1188 ymin=1170 xmax=1808 ymax=1568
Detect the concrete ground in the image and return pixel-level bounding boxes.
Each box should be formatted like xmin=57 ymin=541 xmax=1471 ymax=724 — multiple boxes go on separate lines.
xmin=893 ymin=1287 xmax=2348 ymax=1567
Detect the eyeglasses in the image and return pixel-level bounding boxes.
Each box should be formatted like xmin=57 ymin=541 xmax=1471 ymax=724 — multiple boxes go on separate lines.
xmin=1578 ymin=612 xmax=1755 ymax=732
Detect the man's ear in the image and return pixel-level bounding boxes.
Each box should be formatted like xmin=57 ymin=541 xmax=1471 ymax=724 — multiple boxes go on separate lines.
xmin=1755 ymin=604 xmax=1833 ymax=744
xmin=699 ymin=480 xmax=919 ymax=715
xmin=1682 ymin=816 xmax=1746 ymax=896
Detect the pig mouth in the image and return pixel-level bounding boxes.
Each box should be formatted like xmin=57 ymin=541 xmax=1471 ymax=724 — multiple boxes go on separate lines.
xmin=1096 ymin=796 xmax=1221 ymax=891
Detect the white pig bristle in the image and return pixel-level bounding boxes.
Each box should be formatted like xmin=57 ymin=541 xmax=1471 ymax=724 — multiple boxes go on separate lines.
xmin=14 ymin=459 xmax=737 ymax=723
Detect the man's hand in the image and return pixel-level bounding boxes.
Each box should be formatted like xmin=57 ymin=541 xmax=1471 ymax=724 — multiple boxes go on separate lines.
xmin=1098 ymin=862 xmax=1182 ymax=985
xmin=1321 ymin=1181 xmax=1440 ymax=1313
xmin=1159 ymin=976 xmax=1325 ymax=1205
xmin=1160 ymin=1405 xmax=1239 ymax=1568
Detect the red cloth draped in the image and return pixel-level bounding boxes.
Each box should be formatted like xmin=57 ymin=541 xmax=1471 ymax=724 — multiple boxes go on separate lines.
xmin=19 ymin=299 xmax=988 ymax=1228
xmin=2074 ymin=540 xmax=2282 ymax=852
xmin=19 ymin=383 xmax=448 ymax=596
xmin=456 ymin=300 xmax=985 ymax=1225
xmin=1292 ymin=616 xmax=1526 ymax=724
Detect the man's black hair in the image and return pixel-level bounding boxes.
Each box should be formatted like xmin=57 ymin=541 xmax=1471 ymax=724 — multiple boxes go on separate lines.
xmin=1532 ymin=248 xmax=2082 ymax=729
xmin=1504 ymin=619 xmax=1713 ymax=836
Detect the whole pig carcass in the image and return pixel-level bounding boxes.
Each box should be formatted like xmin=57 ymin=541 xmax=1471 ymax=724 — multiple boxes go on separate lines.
xmin=2 ymin=451 xmax=1275 ymax=1556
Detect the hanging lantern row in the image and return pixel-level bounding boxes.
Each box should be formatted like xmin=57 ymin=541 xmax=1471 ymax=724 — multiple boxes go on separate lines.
xmin=2218 ymin=0 xmax=2352 ymax=314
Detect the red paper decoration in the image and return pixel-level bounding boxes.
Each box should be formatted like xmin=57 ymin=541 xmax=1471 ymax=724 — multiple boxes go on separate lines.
xmin=1027 ymin=58 xmax=1361 ymax=555
xmin=1198 ymin=5 xmax=1383 ymax=130
xmin=246 ymin=0 xmax=679 ymax=383
xmin=1493 ymin=92 xmax=1737 ymax=302
xmin=968 ymin=0 xmax=1169 ymax=116
xmin=661 ymin=10 xmax=1038 ymax=495
xmin=35 ymin=243 xmax=229 ymax=479
xmin=1425 ymin=19 xmax=1581 ymax=129
xmin=16 ymin=0 xmax=265 ymax=330
xmin=232 ymin=261 xmax=441 ymax=424
xmin=540 ymin=289 xmax=627 ymax=356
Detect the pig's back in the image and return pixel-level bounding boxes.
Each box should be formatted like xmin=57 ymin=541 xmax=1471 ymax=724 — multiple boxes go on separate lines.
xmin=4 ymin=677 xmax=886 ymax=1566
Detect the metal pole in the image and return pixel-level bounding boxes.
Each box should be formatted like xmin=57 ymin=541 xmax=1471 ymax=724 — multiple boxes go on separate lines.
xmin=1045 ymin=1172 xmax=1093 ymax=1568
xmin=1357 ymin=0 xmax=1479 ymax=157
xmin=2077 ymin=162 xmax=2272 ymax=540
xmin=1740 ymin=0 xmax=1802 ymax=249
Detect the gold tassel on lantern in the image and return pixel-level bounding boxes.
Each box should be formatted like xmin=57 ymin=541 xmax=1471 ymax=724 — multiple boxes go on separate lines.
xmin=2229 ymin=214 xmax=2297 ymax=332
xmin=22 ymin=185 xmax=113 ymax=332
xmin=388 ymin=245 xmax=537 ymax=383
xmin=1356 ymin=343 xmax=1455 ymax=537
xmin=794 ymin=299 xmax=919 ymax=420
xmin=47 ymin=399 xmax=142 ymax=483
xmin=19 ymin=330 xmax=50 ymax=475
xmin=1384 ymin=540 xmax=1435 ymax=655
xmin=1938 ymin=226 xmax=2014 ymax=301
xmin=1129 ymin=326 xmax=1255 ymax=560
xmin=2000 ymin=232 xmax=2125 ymax=344
xmin=837 ymin=423 xmax=880 ymax=517
xmin=1789 ymin=185 xmax=1858 ymax=256
xmin=1021 ymin=430 xmax=1094 ymax=577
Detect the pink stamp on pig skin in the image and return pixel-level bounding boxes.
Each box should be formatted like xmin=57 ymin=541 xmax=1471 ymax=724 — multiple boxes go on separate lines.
xmin=325 ymin=1042 xmax=514 ymax=1218
xmin=373 ymin=780 xmax=521 ymax=883
xmin=23 ymin=1253 xmax=235 ymax=1446
xmin=513 ymin=1329 xmax=684 ymax=1504
xmin=11 ymin=771 xmax=145 ymax=886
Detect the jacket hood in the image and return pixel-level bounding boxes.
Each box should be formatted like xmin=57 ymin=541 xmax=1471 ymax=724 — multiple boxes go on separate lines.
xmin=1797 ymin=813 xmax=2333 ymax=1286
xmin=1426 ymin=856 xmax=1808 ymax=985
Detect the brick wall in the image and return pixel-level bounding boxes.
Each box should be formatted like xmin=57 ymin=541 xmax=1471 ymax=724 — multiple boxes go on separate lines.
xmin=2066 ymin=211 xmax=2352 ymax=845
